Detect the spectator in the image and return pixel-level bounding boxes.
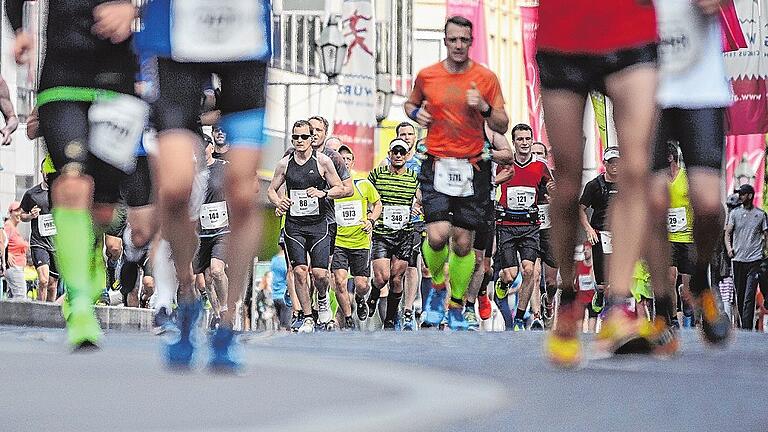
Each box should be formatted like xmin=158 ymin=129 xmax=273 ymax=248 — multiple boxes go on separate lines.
xmin=325 ymin=136 xmax=343 ymax=152
xmin=270 ymin=249 xmax=290 ymax=330
xmin=725 ymin=184 xmax=768 ymax=329
xmin=5 ymin=202 xmax=29 ymax=300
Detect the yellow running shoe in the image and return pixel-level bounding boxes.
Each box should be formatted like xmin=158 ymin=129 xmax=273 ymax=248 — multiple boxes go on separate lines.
xmin=544 ymin=302 xmax=582 ymax=368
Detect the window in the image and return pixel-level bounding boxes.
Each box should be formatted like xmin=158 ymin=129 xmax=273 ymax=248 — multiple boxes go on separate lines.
xmin=270 ymin=12 xmax=323 ymax=77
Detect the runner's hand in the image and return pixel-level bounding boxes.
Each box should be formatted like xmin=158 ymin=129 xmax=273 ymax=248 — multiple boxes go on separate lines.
xmin=13 ymin=31 xmax=33 ymax=65
xmin=546 ymin=180 xmax=556 ymax=195
xmin=30 ymin=206 xmax=40 ymax=218
xmin=362 ymin=219 xmax=373 ymax=233
xmin=466 ymin=82 xmax=489 ymax=112
xmin=697 ymin=0 xmax=723 ymax=15
xmin=305 ymin=187 xmax=326 ymax=198
xmin=415 ymin=101 xmax=432 ymax=128
xmin=92 ymin=1 xmax=136 ymax=44
xmin=727 ymin=248 xmax=735 ymax=259
xmin=277 ymin=196 xmax=291 ymax=213
xmin=586 ymin=227 xmax=599 ymax=245
xmin=0 ymin=125 xmax=15 ymax=146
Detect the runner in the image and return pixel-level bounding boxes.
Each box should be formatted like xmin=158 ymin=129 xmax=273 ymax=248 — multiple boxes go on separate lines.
xmin=193 ymin=137 xmax=230 ymax=330
xmin=135 ymin=0 xmax=274 ymax=370
xmin=464 ymin=123 xmax=513 ymax=330
xmin=404 ymin=16 xmax=508 ymax=330
xmin=332 ymin=145 xmax=381 ymax=329
xmin=8 ymin=0 xmax=147 ymax=349
xmin=20 ymin=161 xmax=59 ymax=302
xmin=578 ymin=148 xmax=620 ymax=316
xmin=268 ymin=120 xmax=346 ymax=333
xmin=536 ymin=0 xmax=659 ymax=366
xmin=530 ymin=141 xmax=558 ymax=327
xmin=494 ymin=124 xmax=553 ymax=331
xmin=368 ymin=139 xmax=419 ymax=330
xmin=647 ymin=0 xmax=732 ymax=346
xmin=574 ymin=242 xmax=598 ymax=333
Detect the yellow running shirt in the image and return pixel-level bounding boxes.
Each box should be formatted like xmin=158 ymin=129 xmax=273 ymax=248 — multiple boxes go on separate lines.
xmin=668 ymin=169 xmax=694 ymax=243
xmin=334 ymin=179 xmax=380 ymax=250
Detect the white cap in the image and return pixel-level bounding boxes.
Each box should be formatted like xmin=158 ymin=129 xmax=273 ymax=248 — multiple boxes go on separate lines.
xmin=389 ymin=139 xmax=409 ymax=152
xmin=603 ymin=147 xmax=620 ymax=161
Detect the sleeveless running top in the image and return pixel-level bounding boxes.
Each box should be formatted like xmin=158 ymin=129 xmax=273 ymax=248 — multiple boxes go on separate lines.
xmin=285 ymin=150 xmax=327 ymax=225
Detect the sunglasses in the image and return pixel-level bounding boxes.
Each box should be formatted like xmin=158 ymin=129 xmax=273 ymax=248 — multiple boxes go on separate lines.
xmin=390 ymin=148 xmax=407 ymax=156
xmin=292 ymin=134 xmax=312 ymax=141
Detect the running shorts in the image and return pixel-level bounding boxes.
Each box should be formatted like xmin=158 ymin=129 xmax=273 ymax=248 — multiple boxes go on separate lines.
xmin=331 ymin=246 xmax=371 ymax=277
xmin=282 ymin=219 xmax=331 ymax=269
xmin=371 ymin=230 xmax=414 ymax=262
xmin=496 ymin=225 xmax=540 ymax=269
xmin=31 ymin=247 xmax=58 ymax=277
xmin=193 ymin=234 xmax=228 ymax=274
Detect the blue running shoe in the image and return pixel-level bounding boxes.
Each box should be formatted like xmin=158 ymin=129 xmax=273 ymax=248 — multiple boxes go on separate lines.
xmin=423 ymin=287 xmax=448 ymax=326
xmin=464 ymin=306 xmax=479 ymax=331
xmin=166 ymin=301 xmax=201 ymax=370
xmin=512 ymin=318 xmax=526 ymax=332
xmin=153 ymin=306 xmax=178 ymax=335
xmin=447 ymin=307 xmax=469 ymax=330
xmin=402 ymin=310 xmax=415 ymax=331
xmin=209 ymin=326 xmax=241 ymax=373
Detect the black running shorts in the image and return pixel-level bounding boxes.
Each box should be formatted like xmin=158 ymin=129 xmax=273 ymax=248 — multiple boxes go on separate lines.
xmin=283 ymin=219 xmax=331 ymax=269
xmin=331 ymin=246 xmax=371 ymax=277
xmin=193 ymin=234 xmax=228 ymax=274
xmin=31 ymin=247 xmax=58 ymax=277
xmin=371 ymin=230 xmax=413 ymax=262
xmin=496 ymin=225 xmax=540 ymax=269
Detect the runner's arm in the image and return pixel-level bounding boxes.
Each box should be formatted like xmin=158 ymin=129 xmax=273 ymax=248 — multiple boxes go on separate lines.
xmin=26 ymin=107 xmax=39 ymax=140
xmin=315 ymin=155 xmax=346 ymax=199
xmin=579 ymin=204 xmax=598 ymax=244
xmin=267 ymin=159 xmax=290 ymax=212
xmin=368 ymin=199 xmax=382 ymax=222
xmin=495 ymin=165 xmax=514 ymax=185
xmin=0 ymin=76 xmax=18 ymax=145
xmin=486 ymin=125 xmax=513 ymax=165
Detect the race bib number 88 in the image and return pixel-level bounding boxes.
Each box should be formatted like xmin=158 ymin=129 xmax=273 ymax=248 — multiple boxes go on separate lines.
xmin=290 ymin=190 xmax=320 ymax=217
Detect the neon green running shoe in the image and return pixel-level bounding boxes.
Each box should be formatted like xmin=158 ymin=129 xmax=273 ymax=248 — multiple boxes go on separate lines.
xmin=495 ymin=279 xmax=509 ymax=301
xmin=67 ymin=308 xmax=102 ymax=350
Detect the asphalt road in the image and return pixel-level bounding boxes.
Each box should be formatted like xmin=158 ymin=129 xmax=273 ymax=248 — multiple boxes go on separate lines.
xmin=1 ymin=326 xmax=766 ymax=432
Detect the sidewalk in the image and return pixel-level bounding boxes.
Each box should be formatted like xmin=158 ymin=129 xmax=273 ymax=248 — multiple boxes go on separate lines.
xmin=0 ymin=300 xmax=153 ymax=331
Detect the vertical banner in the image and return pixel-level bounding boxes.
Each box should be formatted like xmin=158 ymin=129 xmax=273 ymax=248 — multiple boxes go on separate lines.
xmin=590 ymin=91 xmax=609 ymax=150
xmin=520 ymin=5 xmax=547 ymax=147
xmin=725 ymin=134 xmax=767 ymax=203
xmin=723 ymin=0 xmax=767 ymax=135
xmin=446 ymin=0 xmax=488 ymax=65
xmin=333 ymin=0 xmax=377 ymax=171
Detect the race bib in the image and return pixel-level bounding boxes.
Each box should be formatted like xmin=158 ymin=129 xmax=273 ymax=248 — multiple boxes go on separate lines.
xmin=655 ymin=0 xmax=706 ymax=75
xmin=335 ymin=201 xmax=363 ymax=227
xmin=538 ymin=203 xmax=551 ymax=229
xmin=578 ymin=274 xmax=596 ymax=291
xmin=171 ymin=0 xmax=269 ymax=62
xmin=88 ymin=93 xmax=149 ymax=173
xmin=383 ymin=205 xmax=410 ymax=230
xmin=38 ymin=214 xmax=57 ymax=237
xmin=599 ymin=231 xmax=613 ymax=255
xmin=507 ymin=186 xmax=536 ymax=210
xmin=434 ymin=158 xmax=474 ymax=197
xmin=667 ymin=207 xmax=688 ymax=233
xmin=200 ymin=201 xmax=229 ymax=230
xmin=290 ymin=190 xmax=319 ymax=217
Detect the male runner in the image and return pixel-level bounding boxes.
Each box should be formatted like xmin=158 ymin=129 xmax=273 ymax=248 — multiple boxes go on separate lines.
xmin=332 ymin=145 xmax=381 ymax=329
xmin=136 ymin=0 xmax=273 ymax=370
xmin=20 ymin=162 xmax=59 ymax=302
xmin=495 ymin=124 xmax=553 ymax=331
xmin=368 ymin=139 xmax=419 ymax=330
xmin=530 ymin=142 xmax=558 ymax=326
xmin=405 ymin=16 xmax=508 ymax=329
xmin=9 ymin=0 xmax=147 ymax=349
xmin=268 ymin=120 xmax=346 ymax=333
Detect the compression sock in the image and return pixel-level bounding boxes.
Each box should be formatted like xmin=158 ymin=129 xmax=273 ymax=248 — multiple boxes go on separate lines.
xmin=377 ymin=297 xmax=387 ymax=322
xmin=89 ymin=235 xmax=108 ymax=303
xmin=422 ymin=242 xmax=449 ymax=286
xmin=515 ymin=308 xmax=526 ymax=321
xmin=52 ymin=208 xmax=95 ymax=311
xmin=152 ymin=239 xmax=177 ymax=312
xmin=385 ymin=291 xmax=403 ymax=323
xmin=448 ymin=250 xmax=476 ymax=302
xmin=420 ymin=276 xmax=432 ymax=310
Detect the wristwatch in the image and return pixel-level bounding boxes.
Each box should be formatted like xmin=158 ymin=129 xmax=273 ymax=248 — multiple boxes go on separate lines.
xmin=481 ymin=104 xmax=492 ymax=118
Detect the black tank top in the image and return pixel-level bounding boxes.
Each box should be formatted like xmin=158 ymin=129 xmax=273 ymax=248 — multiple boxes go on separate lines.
xmin=285 ymin=150 xmax=327 ymax=225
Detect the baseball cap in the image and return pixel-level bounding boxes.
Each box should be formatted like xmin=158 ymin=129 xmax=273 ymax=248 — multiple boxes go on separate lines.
xmin=389 ymin=139 xmax=409 ymax=152
xmin=7 ymin=201 xmax=20 ymax=213
xmin=603 ymin=147 xmax=620 ymax=161
xmin=338 ymin=144 xmax=353 ymax=154
xmin=737 ymin=184 xmax=755 ymax=195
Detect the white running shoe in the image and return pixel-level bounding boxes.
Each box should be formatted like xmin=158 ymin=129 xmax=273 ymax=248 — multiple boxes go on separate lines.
xmin=317 ymin=295 xmax=332 ymax=323
xmin=298 ymin=317 xmax=315 ymax=333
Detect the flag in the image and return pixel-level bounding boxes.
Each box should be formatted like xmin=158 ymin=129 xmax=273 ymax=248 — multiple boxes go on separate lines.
xmin=447 ymin=0 xmax=488 ymax=65
xmin=725 ymin=134 xmax=766 ymax=203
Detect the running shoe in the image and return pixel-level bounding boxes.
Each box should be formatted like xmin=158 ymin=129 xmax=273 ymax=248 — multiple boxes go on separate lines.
xmin=317 ymin=295 xmax=332 ymax=324
xmin=208 ymin=326 xmax=240 ymax=373
xmin=447 ymin=307 xmax=469 ymax=330
xmin=356 ymin=296 xmax=369 ymax=321
xmin=324 ymin=320 xmax=338 ymax=332
xmin=152 ymin=306 xmax=177 ymax=335
xmin=647 ymin=319 xmax=681 ymax=358
xmin=366 ymin=296 xmax=378 ymax=318
xmin=697 ymin=290 xmax=731 ymax=346
xmin=402 ymin=310 xmax=415 ymax=331
xmin=494 ymin=279 xmax=509 ymax=303
xmin=344 ymin=316 xmax=355 ymax=330
xmin=290 ymin=313 xmax=303 ymax=333
xmin=596 ymin=305 xmax=655 ymax=355
xmin=423 ymin=286 xmax=448 ymax=327
xmin=529 ymin=318 xmax=545 ymax=331
xmin=298 ymin=317 xmax=315 ymax=333
xmin=464 ymin=306 xmax=479 ymax=331
xmin=383 ymin=319 xmax=396 ymax=330
xmin=68 ymin=307 xmax=102 ymax=351
xmin=591 ymin=289 xmax=605 ymax=314
xmin=512 ymin=318 xmax=526 ymax=332
xmin=438 ymin=310 xmax=449 ymax=330
xmin=478 ymin=295 xmax=492 ymax=321
xmin=166 ymin=301 xmax=202 ymax=369
xmin=208 ymin=315 xmax=221 ymax=332
xmin=544 ymin=302 xmax=582 ymax=368
xmin=201 ymin=292 xmax=211 ymax=310
xmin=542 ymin=293 xmax=554 ymax=321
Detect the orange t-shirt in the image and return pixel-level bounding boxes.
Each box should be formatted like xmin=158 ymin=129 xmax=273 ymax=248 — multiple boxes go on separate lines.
xmin=4 ymin=221 xmax=28 ymax=267
xmin=408 ymin=61 xmax=504 ymax=158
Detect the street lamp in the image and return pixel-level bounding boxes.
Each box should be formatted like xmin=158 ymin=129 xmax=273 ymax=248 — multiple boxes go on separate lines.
xmin=316 ymin=16 xmax=347 ymax=82
xmin=375 ymin=72 xmax=393 ymax=123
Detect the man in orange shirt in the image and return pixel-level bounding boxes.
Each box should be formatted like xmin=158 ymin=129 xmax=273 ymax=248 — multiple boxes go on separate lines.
xmin=5 ymin=201 xmax=29 ymax=300
xmin=404 ymin=15 xmax=508 ymax=330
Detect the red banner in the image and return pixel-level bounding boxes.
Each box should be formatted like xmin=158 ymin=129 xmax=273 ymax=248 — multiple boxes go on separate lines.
xmin=520 ymin=6 xmax=547 ymax=147
xmin=723 ymin=0 xmax=768 ymax=135
xmin=725 ymin=134 xmax=766 ymax=202
xmin=446 ymin=0 xmax=488 ymax=65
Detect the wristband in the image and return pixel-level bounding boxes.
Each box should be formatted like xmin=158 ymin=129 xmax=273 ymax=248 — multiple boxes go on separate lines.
xmin=409 ymin=107 xmax=420 ymax=120
xmin=481 ymin=104 xmax=492 ymax=118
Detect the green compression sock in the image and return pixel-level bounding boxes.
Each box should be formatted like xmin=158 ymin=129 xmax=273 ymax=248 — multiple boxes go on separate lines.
xmin=449 ymin=250 xmax=476 ymax=303
xmin=89 ymin=235 xmax=107 ymax=303
xmin=53 ymin=208 xmax=95 ymax=310
xmin=422 ymin=242 xmax=449 ymax=286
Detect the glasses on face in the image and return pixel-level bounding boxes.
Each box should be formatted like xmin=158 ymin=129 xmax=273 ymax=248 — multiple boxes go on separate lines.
xmin=446 ymin=37 xmax=472 ymax=45
xmin=391 ymin=148 xmax=407 ymax=156
xmin=292 ymin=134 xmax=312 ymax=141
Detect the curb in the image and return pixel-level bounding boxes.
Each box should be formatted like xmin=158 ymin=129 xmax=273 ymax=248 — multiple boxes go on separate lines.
xmin=0 ymin=300 xmax=153 ymax=331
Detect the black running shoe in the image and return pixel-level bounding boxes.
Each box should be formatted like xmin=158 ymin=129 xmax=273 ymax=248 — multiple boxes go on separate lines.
xmin=356 ymin=296 xmax=369 ymax=321
xmin=344 ymin=316 xmax=355 ymax=330
xmin=698 ymin=290 xmax=731 ymax=346
xmin=366 ymin=297 xmax=378 ymax=318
